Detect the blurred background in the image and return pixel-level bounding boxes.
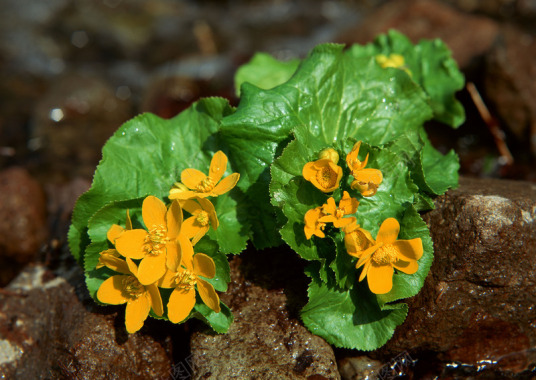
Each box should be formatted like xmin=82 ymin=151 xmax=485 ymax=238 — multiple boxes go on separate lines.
xmin=0 ymin=0 xmax=535 ymax=378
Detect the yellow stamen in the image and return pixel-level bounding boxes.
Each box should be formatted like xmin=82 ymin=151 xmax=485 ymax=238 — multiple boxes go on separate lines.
xmin=196 ymin=177 xmax=215 ymax=192
xmin=317 ymin=166 xmax=338 ymax=190
xmin=196 ymin=211 xmax=209 ymax=226
xmin=173 ymin=269 xmax=197 ymax=291
xmin=372 ymin=244 xmax=398 ymax=265
xmin=122 ymin=277 xmax=144 ymax=299
xmin=144 ymin=224 xmax=168 ymax=256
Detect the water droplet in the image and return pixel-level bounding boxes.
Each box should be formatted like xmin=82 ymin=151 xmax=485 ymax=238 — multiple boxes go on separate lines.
xmin=49 ymin=108 xmax=64 ymax=122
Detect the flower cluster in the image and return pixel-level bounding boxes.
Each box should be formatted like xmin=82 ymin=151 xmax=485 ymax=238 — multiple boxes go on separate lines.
xmin=302 ymin=142 xmax=422 ymax=294
xmin=96 ymin=151 xmax=238 ymax=333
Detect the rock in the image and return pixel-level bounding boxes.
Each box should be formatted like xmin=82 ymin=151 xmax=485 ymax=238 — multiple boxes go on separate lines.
xmin=0 ymin=264 xmax=173 ymax=379
xmin=0 ymin=167 xmax=47 ymax=267
xmin=190 ymin=251 xmax=340 ymax=380
xmin=483 ymin=25 xmax=536 ymax=153
xmin=377 ymin=177 xmax=536 ymax=375
xmin=337 ymin=0 xmax=500 ymax=68
xmin=338 ymin=356 xmax=383 ymax=380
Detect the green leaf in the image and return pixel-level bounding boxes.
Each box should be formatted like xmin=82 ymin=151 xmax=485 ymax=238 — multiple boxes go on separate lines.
xmin=301 ymin=274 xmax=408 ymax=350
xmin=348 ymin=30 xmax=465 ymax=127
xmin=196 ymin=237 xmax=230 ymax=293
xmin=234 ymin=52 xmax=300 ymax=97
xmin=419 ymin=134 xmax=460 ymax=195
xmin=208 ymin=191 xmax=250 ymax=254
xmin=193 ymin=300 xmax=234 ymax=334
xmin=69 ymin=97 xmax=243 ymax=264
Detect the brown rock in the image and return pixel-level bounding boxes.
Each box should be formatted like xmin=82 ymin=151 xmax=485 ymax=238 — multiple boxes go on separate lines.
xmin=379 ymin=177 xmax=536 ymax=374
xmin=338 ymin=0 xmax=499 ymax=68
xmin=190 ymin=252 xmax=340 ymax=380
xmin=484 ymin=26 xmax=536 ymax=153
xmin=0 ymin=264 xmax=172 ymax=379
xmin=0 ymin=167 xmax=47 ymax=263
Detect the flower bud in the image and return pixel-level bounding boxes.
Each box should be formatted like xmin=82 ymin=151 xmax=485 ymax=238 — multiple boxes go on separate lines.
xmin=318 ymin=148 xmax=339 ymax=164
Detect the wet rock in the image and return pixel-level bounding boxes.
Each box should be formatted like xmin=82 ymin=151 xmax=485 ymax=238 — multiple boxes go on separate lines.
xmin=0 ymin=167 xmax=47 ymax=266
xmin=338 ymin=0 xmax=500 ymax=68
xmin=0 ymin=264 xmax=172 ymax=379
xmin=483 ymin=26 xmax=536 ymax=153
xmin=190 ymin=253 xmax=340 ymax=380
xmin=378 ymin=177 xmax=536 ymax=374
xmin=338 ymin=356 xmax=383 ymax=380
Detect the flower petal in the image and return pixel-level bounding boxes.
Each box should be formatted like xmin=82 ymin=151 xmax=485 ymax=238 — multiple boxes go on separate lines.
xmin=197 ymin=278 xmax=221 ymax=313
xmin=107 ymin=224 xmax=124 ymax=244
xmin=157 ymin=268 xmax=176 ymax=288
xmin=212 ymin=173 xmax=240 ymax=196
xmin=353 ymin=168 xmax=383 ymax=186
xmin=146 ymin=283 xmax=163 ymax=316
xmin=193 ymin=253 xmax=216 ymax=279
xmin=137 ymin=254 xmax=167 ymax=285
xmin=392 ymin=238 xmax=423 ymax=261
xmin=125 ymin=293 xmax=151 ymax=333
xmin=178 ymin=234 xmax=194 ymax=271
xmin=181 ymin=199 xmax=202 ymax=215
xmin=99 ymin=254 xmax=130 ymax=274
xmin=367 ymin=262 xmax=394 ymax=294
xmin=166 ymin=200 xmax=182 ymax=240
xmin=126 ymin=258 xmax=138 ymax=277
xmin=393 ymin=259 xmax=419 ymax=275
xmin=355 ymin=244 xmax=380 ymax=266
xmin=359 ymin=259 xmax=372 ymax=282
xmin=181 ymin=216 xmax=201 ymax=240
xmin=167 ymin=287 xmax=196 ymax=323
xmin=166 ymin=241 xmax=182 ymax=272
xmin=169 ymin=189 xmax=201 ymax=200
xmin=97 ymin=275 xmax=128 ymax=305
xmin=191 ymin=226 xmax=209 ymax=246
xmin=376 ymin=218 xmax=400 ymax=245
xmin=322 ymin=197 xmax=337 ymax=215
xmin=181 ymin=168 xmax=206 ymax=190
xmin=115 ymin=229 xmax=148 ymax=260
xmin=339 ymin=191 xmax=359 ymax=215
xmin=125 ymin=209 xmax=132 ymax=230
xmin=209 ymin=150 xmax=228 ymax=184
xmin=142 ymin=196 xmax=167 ymax=229
xmin=302 ymin=161 xmax=316 ymax=182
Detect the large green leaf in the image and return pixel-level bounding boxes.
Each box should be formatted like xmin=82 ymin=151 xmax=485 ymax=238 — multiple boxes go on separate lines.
xmin=301 ymin=273 xmax=408 ymax=350
xmin=234 ymin=52 xmax=300 ymax=97
xmin=348 ymin=30 xmax=465 ymax=127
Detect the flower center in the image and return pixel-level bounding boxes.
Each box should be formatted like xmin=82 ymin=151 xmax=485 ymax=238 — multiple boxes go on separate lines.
xmin=196 ymin=177 xmax=215 ymax=192
xmin=335 ymin=207 xmax=345 ymax=219
xmin=173 ymin=269 xmax=197 ymax=291
xmin=372 ymin=244 xmax=398 ymax=265
xmin=196 ymin=211 xmax=210 ymax=226
xmin=144 ymin=224 xmax=168 ymax=256
xmin=123 ymin=276 xmax=144 ymax=299
xmin=316 ymin=166 xmax=337 ymax=190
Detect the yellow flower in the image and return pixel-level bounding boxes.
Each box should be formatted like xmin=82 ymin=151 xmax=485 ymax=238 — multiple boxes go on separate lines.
xmin=158 ymin=235 xmax=220 ymax=323
xmin=319 ymin=191 xmax=359 ymax=229
xmin=304 ymin=206 xmax=327 ymax=239
xmin=97 ymin=256 xmax=163 ymax=333
xmin=344 ymin=222 xmax=375 ymax=256
xmin=318 ymin=148 xmax=339 ymax=164
xmin=169 ymin=151 xmax=240 ymax=200
xmin=352 ymin=218 xmax=423 ymax=294
xmin=303 ymin=158 xmax=343 ymax=193
xmin=376 ymin=53 xmax=412 ymax=76
xmin=181 ymin=197 xmax=219 ymax=245
xmin=115 ymin=196 xmax=183 ymax=286
xmin=346 ymin=141 xmax=383 ymax=197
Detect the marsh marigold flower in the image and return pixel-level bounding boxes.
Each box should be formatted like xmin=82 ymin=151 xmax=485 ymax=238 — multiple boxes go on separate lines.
xmin=159 ymin=235 xmax=220 ymax=323
xmin=303 ymin=150 xmax=343 ymax=193
xmin=97 ymin=256 xmax=163 ymax=333
xmin=319 ymin=191 xmax=359 ymax=229
xmin=376 ymin=53 xmax=411 ymax=76
xmin=169 ymin=151 xmax=240 ymax=200
xmin=97 ymin=210 xmax=132 ymax=269
xmin=346 ymin=141 xmax=383 ymax=197
xmin=304 ymin=206 xmax=327 ymax=239
xmin=351 ymin=218 xmax=423 ymax=294
xmin=181 ymin=197 xmax=219 ymax=245
xmin=343 ymin=222 xmax=375 ymax=256
xmin=115 ymin=196 xmax=182 ymax=286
